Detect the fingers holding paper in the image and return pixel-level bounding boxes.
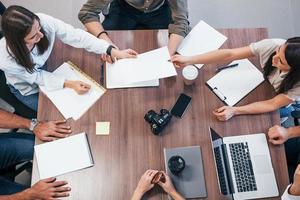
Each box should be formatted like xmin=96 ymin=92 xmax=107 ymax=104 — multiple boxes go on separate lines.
xmin=212 ymin=106 xmax=236 ymax=121
xmin=111 ymin=48 xmax=138 ymax=60
xmin=171 ymin=54 xmax=192 ymax=68
xmin=33 ymin=120 xmax=72 ymax=142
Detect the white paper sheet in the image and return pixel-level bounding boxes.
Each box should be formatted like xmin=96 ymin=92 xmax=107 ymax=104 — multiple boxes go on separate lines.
xmin=177 ymin=20 xmax=227 ymax=69
xmin=40 ymin=62 xmax=105 ymax=120
xmin=34 ymin=133 xmax=93 ymax=179
xmin=106 ymin=46 xmax=177 ymax=86
xmin=206 ymin=59 xmax=265 ymax=106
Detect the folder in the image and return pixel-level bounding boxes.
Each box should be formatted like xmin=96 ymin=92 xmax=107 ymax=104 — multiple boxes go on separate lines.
xmin=40 ymin=62 xmax=106 ymax=120
xmin=206 ymin=59 xmax=265 ymax=106
xmin=34 ymin=133 xmax=94 ymax=179
xmin=164 ymin=146 xmax=207 ymax=199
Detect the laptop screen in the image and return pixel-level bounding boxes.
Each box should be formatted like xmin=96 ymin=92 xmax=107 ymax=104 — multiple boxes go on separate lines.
xmin=209 ymin=127 xmax=234 ymax=198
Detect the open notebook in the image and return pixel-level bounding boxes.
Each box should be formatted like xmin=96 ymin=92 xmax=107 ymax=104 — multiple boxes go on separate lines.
xmin=206 ymin=59 xmax=265 ymax=106
xmin=177 ymin=20 xmax=227 ymax=69
xmin=34 ymin=133 xmax=94 ymax=179
xmin=40 ymin=62 xmax=106 ymax=120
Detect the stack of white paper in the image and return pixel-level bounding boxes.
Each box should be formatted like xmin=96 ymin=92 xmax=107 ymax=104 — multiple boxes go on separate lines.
xmin=35 ymin=133 xmax=93 ymax=179
xmin=177 ymin=20 xmax=228 ymax=69
xmin=106 ymin=46 xmax=176 ymax=89
xmin=40 ymin=62 xmax=106 ymax=120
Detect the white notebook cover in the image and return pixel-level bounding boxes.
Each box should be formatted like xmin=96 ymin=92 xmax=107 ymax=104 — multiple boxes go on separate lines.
xmin=34 ymin=133 xmax=94 ymax=179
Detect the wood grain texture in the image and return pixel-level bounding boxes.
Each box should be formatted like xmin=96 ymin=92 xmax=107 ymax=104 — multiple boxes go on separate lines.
xmin=32 ymin=29 xmax=289 ymax=200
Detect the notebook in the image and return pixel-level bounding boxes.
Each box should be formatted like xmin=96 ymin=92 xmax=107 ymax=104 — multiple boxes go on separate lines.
xmin=177 ymin=20 xmax=227 ymax=69
xmin=40 ymin=62 xmax=106 ymax=120
xmin=105 ymin=46 xmax=176 ymax=87
xmin=206 ymin=59 xmax=265 ymax=106
xmin=34 ymin=133 xmax=94 ymax=179
xmin=164 ymin=146 xmax=207 ymax=199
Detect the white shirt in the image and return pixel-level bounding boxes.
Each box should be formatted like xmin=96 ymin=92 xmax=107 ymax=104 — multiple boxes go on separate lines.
xmin=282 ymin=184 xmax=300 ymax=200
xmin=0 ymin=13 xmax=110 ymax=96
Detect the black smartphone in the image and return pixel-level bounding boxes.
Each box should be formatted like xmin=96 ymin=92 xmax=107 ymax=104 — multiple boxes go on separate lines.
xmin=171 ymin=93 xmax=192 ymax=118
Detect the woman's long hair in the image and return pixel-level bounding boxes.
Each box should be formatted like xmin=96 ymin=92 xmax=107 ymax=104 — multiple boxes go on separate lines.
xmin=263 ymin=37 xmax=300 ymax=94
xmin=1 ymin=5 xmax=49 ymax=73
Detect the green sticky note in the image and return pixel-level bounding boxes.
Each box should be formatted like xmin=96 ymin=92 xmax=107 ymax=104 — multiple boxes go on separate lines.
xmin=96 ymin=122 xmax=110 ymax=135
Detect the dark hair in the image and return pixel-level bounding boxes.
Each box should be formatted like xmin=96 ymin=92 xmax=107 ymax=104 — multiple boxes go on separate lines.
xmin=263 ymin=37 xmax=300 ymax=94
xmin=1 ymin=5 xmax=49 ymax=73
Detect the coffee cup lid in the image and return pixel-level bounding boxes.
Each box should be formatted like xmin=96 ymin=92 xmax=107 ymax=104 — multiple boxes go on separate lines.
xmin=182 ymin=65 xmax=198 ymax=80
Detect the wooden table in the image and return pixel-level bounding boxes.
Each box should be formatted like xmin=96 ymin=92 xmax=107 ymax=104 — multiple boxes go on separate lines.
xmin=32 ymin=29 xmax=289 ymax=200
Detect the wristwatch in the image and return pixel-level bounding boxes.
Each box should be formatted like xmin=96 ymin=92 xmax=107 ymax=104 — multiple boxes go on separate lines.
xmin=29 ymin=118 xmax=38 ymax=131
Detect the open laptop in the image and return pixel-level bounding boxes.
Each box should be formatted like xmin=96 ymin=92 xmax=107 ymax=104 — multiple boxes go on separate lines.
xmin=209 ymin=127 xmax=278 ymax=199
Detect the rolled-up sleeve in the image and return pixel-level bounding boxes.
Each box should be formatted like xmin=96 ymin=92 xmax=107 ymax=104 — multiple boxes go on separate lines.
xmin=39 ymin=13 xmax=110 ymax=55
xmin=168 ymin=0 xmax=191 ymax=37
xmin=78 ymin=0 xmax=112 ymax=24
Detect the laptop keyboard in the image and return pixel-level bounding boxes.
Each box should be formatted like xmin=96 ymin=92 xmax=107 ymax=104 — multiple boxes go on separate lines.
xmin=229 ymin=142 xmax=257 ymax=192
xmin=214 ymin=147 xmax=228 ymax=195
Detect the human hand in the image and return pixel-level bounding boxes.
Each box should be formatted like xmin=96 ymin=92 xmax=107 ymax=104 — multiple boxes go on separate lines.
xmin=290 ymin=164 xmax=300 ymax=196
xmin=70 ymin=80 xmax=91 ymax=95
xmin=33 ymin=120 xmax=71 ymax=142
xmin=157 ymin=171 xmax=176 ymax=194
xmin=23 ymin=177 xmax=70 ymax=200
xmin=212 ymin=106 xmax=236 ymax=121
xmin=268 ymin=125 xmax=289 ymax=145
xmin=134 ymin=170 xmax=158 ymax=196
xmin=111 ymin=48 xmax=138 ymax=61
xmin=171 ymin=55 xmax=192 ymax=68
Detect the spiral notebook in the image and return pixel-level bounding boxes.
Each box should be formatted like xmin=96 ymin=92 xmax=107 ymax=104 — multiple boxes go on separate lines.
xmin=206 ymin=59 xmax=264 ymax=106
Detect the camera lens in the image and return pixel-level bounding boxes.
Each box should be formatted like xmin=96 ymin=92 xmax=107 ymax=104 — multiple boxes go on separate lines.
xmin=144 ymin=110 xmax=155 ymax=123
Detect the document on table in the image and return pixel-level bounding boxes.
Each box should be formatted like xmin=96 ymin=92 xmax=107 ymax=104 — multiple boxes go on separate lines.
xmin=106 ymin=46 xmax=176 ymax=88
xmin=177 ymin=20 xmax=227 ymax=69
xmin=34 ymin=133 xmax=94 ymax=179
xmin=206 ymin=59 xmax=265 ymax=106
xmin=40 ymin=62 xmax=106 ymax=120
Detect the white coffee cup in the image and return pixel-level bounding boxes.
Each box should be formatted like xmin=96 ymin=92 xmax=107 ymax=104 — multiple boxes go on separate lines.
xmin=182 ymin=65 xmax=198 ymax=85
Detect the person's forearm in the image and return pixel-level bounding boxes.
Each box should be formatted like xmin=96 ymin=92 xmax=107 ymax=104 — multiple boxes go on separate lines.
xmin=0 ymin=109 xmax=30 ymax=129
xmin=84 ymin=21 xmax=113 ymax=43
xmin=188 ymin=49 xmax=236 ymax=65
xmin=233 ymin=100 xmax=280 ymax=116
xmin=169 ymin=190 xmax=185 ymax=200
xmin=0 ymin=191 xmax=28 ymax=200
xmin=287 ymin=126 xmax=300 ymax=139
xmin=168 ymin=34 xmax=184 ymax=56
xmin=131 ymin=189 xmax=144 ymax=200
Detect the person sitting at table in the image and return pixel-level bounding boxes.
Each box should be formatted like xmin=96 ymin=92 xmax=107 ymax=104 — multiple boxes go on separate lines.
xmin=282 ymin=164 xmax=300 ymax=200
xmin=268 ymin=123 xmax=300 ymax=181
xmin=0 ymin=108 xmax=72 ymax=194
xmin=171 ymin=37 xmax=300 ymax=122
xmin=78 ymin=0 xmax=191 ymax=59
xmin=131 ymin=170 xmax=185 ymax=200
xmin=0 ymin=5 xmax=138 ymax=112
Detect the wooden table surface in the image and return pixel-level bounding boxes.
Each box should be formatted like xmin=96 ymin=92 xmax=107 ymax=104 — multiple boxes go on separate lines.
xmin=32 ymin=29 xmax=289 ymax=200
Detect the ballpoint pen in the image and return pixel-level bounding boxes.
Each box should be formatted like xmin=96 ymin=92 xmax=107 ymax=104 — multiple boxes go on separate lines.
xmin=216 ymin=63 xmax=239 ymax=72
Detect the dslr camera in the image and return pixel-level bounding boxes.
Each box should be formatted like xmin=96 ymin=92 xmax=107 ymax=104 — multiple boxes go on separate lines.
xmin=144 ymin=109 xmax=172 ymax=135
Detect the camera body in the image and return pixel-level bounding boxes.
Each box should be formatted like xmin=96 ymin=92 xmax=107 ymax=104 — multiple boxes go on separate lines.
xmin=144 ymin=109 xmax=172 ymax=135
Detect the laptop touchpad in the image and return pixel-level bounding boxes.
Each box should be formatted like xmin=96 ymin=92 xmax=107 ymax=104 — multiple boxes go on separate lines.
xmin=253 ymin=155 xmax=271 ymax=174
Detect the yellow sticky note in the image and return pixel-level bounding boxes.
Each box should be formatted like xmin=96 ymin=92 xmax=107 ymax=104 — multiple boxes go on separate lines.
xmin=96 ymin=122 xmax=110 ymax=135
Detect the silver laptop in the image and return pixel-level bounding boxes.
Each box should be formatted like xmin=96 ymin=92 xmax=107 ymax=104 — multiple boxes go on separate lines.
xmin=209 ymin=127 xmax=278 ymax=200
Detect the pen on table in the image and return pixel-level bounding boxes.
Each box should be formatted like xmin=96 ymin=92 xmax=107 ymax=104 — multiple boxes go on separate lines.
xmin=216 ymin=63 xmax=239 ymax=72
xmin=100 ymin=63 xmax=104 ymax=86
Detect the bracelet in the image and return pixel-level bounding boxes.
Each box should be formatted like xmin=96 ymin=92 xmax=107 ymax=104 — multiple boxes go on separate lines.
xmin=97 ymin=31 xmax=108 ymax=38
xmin=106 ymin=45 xmax=116 ymax=56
